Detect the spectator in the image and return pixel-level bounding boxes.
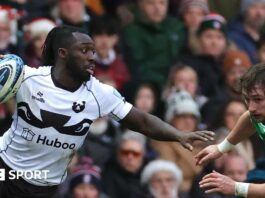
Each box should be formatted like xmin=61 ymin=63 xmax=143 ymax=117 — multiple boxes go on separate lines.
xmin=90 ymin=16 xmax=130 ymax=91
xmin=179 ymin=0 xmax=209 ymax=54
xmin=257 ymin=33 xmax=265 ymax=63
xmin=163 ymin=65 xmax=208 ymax=109
xmin=222 ymin=50 xmax=252 ymax=99
xmin=178 ymin=13 xmax=228 ymax=97
xmin=102 ymin=131 xmax=146 ymax=198
xmin=122 ymin=0 xmax=185 ymax=87
xmin=79 ymin=116 xmax=122 ymax=170
xmin=69 ymin=170 xmax=108 ymax=198
xmin=23 ymin=18 xmax=56 ymax=68
xmin=141 ymin=159 xmax=183 ymax=198
xmin=0 ymin=5 xmax=20 ymax=54
xmin=56 ymin=160 xmax=108 ymax=198
xmin=133 ymin=83 xmax=159 ymax=115
xmin=151 ymin=90 xmax=203 ymax=196
xmin=223 ymin=153 xmax=248 ymax=182
xmin=53 ymin=0 xmax=90 ymax=31
xmin=228 ymin=0 xmax=265 ymax=63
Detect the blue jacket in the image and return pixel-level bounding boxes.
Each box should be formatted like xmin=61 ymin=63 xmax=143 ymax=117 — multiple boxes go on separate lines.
xmin=228 ymin=17 xmax=258 ymax=64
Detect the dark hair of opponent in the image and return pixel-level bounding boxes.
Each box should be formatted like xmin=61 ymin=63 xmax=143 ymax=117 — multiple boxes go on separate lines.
xmin=239 ymin=63 xmax=265 ymax=94
xmin=42 ymin=25 xmax=87 ymax=66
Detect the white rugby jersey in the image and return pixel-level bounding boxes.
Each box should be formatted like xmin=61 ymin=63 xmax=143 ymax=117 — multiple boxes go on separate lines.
xmin=0 ymin=66 xmax=132 ymax=186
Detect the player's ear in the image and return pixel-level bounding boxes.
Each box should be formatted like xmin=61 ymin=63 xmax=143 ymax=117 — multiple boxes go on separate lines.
xmin=58 ymin=48 xmax=68 ymax=59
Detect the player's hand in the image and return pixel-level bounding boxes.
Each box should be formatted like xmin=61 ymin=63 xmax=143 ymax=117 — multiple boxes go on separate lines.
xmin=199 ymin=171 xmax=235 ymax=195
xmin=195 ymin=144 xmax=222 ymax=166
xmin=179 ymin=131 xmax=215 ymax=151
xmin=0 ymin=54 xmax=5 ymax=59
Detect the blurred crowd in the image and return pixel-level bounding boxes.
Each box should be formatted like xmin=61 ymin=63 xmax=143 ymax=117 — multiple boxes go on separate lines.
xmin=1 ymin=0 xmax=265 ymax=198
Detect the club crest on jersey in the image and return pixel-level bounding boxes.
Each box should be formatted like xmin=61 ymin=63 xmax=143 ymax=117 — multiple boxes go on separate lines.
xmin=72 ymin=101 xmax=86 ymax=113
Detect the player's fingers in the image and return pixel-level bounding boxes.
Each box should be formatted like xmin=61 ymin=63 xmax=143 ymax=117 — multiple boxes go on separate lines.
xmin=197 ymin=153 xmax=211 ymax=165
xmin=205 ymin=187 xmax=220 ymax=194
xmin=0 ymin=54 xmax=5 ymax=59
xmin=194 ymin=149 xmax=207 ymax=159
xmin=198 ymin=131 xmax=215 ymax=140
xmin=200 ymin=181 xmax=219 ymax=189
xmin=201 ymin=173 xmax=218 ymax=180
xmin=193 ymin=133 xmax=208 ymax=142
xmin=182 ymin=142 xmax=193 ymax=151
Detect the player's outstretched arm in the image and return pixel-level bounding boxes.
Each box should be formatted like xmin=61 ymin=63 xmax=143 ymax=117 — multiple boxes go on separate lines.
xmin=121 ymin=107 xmax=214 ymax=151
xmin=195 ymin=111 xmax=255 ymax=165
xmin=200 ymin=171 xmax=265 ymax=198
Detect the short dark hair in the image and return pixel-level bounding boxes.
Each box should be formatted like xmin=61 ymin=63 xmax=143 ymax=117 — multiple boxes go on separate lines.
xmin=42 ymin=25 xmax=87 ymax=66
xmin=239 ymin=63 xmax=265 ymax=94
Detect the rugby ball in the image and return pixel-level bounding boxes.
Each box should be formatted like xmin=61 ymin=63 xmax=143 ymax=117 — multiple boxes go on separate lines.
xmin=0 ymin=54 xmax=24 ymax=103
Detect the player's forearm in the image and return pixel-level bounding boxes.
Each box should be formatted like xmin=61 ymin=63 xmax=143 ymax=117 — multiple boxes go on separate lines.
xmin=247 ymin=183 xmax=265 ymax=198
xmin=140 ymin=113 xmax=183 ymax=142
xmin=226 ymin=111 xmax=255 ymax=145
xmin=122 ymin=107 xmax=183 ymax=142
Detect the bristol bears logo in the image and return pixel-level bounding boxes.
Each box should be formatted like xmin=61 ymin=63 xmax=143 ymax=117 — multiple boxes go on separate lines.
xmin=72 ymin=101 xmax=86 ymax=113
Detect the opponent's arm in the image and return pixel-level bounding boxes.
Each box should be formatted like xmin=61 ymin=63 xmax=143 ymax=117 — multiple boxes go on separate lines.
xmin=121 ymin=107 xmax=214 ymax=151
xmin=195 ymin=111 xmax=255 ymax=165
xmin=225 ymin=111 xmax=255 ymax=144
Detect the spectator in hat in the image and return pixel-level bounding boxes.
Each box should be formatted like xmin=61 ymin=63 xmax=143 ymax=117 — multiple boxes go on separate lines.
xmin=102 ymin=131 xmax=146 ymax=198
xmin=228 ymin=0 xmax=265 ymax=63
xmin=122 ymin=0 xmax=185 ymax=88
xmin=222 ymin=50 xmax=252 ymax=99
xmin=69 ymin=170 xmax=108 ymax=198
xmin=179 ymin=0 xmax=209 ymax=54
xmin=23 ymin=18 xmax=56 ymax=68
xmin=178 ymin=13 xmax=228 ymax=97
xmin=151 ymin=90 xmax=204 ymax=196
xmin=141 ymin=159 xmax=183 ymax=198
xmin=90 ymin=16 xmax=130 ymax=92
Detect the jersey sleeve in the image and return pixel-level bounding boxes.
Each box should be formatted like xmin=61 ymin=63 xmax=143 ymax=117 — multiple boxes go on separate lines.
xmin=93 ymin=80 xmax=132 ymax=121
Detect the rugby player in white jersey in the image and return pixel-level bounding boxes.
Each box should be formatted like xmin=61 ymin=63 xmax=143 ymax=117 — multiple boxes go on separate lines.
xmin=195 ymin=63 xmax=265 ymax=198
xmin=0 ymin=26 xmax=214 ymax=198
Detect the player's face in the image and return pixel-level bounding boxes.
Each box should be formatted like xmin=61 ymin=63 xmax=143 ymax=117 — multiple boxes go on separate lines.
xmin=243 ymin=85 xmax=265 ymax=122
xmin=65 ymin=32 xmax=96 ymax=82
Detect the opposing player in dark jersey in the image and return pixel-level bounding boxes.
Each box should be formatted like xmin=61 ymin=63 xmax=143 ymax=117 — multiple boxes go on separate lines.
xmin=195 ymin=63 xmax=265 ymax=198
xmin=0 ymin=26 xmax=214 ymax=198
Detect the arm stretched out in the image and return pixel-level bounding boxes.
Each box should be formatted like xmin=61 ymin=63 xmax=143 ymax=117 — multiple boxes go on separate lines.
xmin=195 ymin=111 xmax=255 ymax=165
xmin=120 ymin=107 xmax=214 ymax=151
xmin=200 ymin=171 xmax=265 ymax=198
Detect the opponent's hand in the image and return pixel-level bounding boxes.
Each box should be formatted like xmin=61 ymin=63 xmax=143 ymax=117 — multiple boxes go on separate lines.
xmin=195 ymin=144 xmax=222 ymax=166
xmin=199 ymin=171 xmax=235 ymax=195
xmin=179 ymin=131 xmax=215 ymax=151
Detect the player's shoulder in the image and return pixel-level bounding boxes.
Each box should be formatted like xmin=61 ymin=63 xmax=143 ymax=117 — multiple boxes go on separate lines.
xmin=88 ymin=76 xmax=114 ymax=93
xmin=23 ymin=65 xmax=52 ymax=81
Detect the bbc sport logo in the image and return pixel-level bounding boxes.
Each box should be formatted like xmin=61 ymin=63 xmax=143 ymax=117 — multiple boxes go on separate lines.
xmin=0 ymin=169 xmax=49 ymax=180
xmin=0 ymin=169 xmax=5 ymax=181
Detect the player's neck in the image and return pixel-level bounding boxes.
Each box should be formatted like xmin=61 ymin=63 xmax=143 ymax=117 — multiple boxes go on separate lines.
xmin=52 ymin=66 xmax=82 ymax=92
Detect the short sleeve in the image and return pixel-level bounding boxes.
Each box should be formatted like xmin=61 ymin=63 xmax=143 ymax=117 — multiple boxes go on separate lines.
xmin=92 ymin=79 xmax=132 ymax=121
